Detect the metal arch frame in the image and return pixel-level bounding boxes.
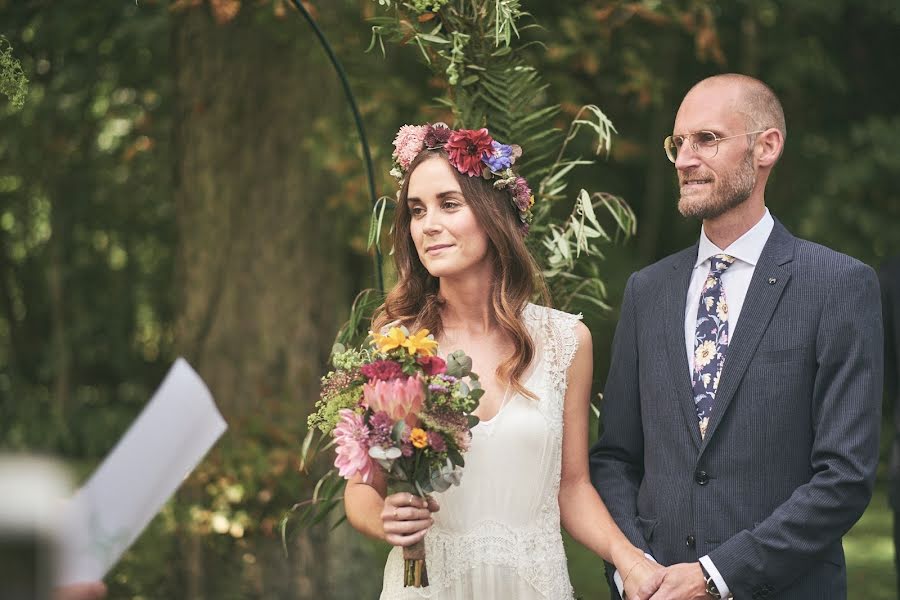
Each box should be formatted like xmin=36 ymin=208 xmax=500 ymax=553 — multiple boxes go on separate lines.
xmin=289 ymin=0 xmax=384 ymax=293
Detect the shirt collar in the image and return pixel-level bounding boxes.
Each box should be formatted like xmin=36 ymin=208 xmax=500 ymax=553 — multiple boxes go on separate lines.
xmin=695 ymin=208 xmax=774 ymax=269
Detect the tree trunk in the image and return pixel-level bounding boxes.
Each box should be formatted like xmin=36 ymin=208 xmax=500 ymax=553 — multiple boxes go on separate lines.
xmin=171 ymin=6 xmax=372 ymax=597
xmin=636 ymin=32 xmax=679 ymax=263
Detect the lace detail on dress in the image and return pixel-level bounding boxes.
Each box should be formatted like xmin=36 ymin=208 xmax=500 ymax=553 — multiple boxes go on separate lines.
xmin=523 ymin=304 xmax=583 ymax=432
xmin=425 ymin=517 xmax=571 ymax=597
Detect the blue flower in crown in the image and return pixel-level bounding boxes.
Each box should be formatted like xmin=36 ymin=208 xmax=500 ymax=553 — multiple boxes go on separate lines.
xmin=484 ymin=141 xmax=515 ymax=172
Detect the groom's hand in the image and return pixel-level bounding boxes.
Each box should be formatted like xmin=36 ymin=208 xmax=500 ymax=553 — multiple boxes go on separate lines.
xmin=647 ymin=562 xmax=708 ymax=600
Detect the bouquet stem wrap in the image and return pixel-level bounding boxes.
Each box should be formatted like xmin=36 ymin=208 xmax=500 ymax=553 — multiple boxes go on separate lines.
xmin=403 ymin=538 xmax=429 ymax=587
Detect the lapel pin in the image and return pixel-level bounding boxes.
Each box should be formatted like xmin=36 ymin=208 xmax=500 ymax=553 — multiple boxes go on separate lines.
xmin=767 ymin=277 xmax=777 ymax=285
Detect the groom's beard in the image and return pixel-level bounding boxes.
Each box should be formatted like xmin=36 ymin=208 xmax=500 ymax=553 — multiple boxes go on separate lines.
xmin=677 ymin=150 xmax=756 ymax=220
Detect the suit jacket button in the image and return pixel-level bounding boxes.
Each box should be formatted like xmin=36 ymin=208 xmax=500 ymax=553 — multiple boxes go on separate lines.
xmin=695 ymin=470 xmax=710 ymax=485
xmin=685 ymin=534 xmax=696 ymax=548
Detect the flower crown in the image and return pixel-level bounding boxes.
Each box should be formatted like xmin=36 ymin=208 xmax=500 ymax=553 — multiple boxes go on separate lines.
xmin=390 ymin=123 xmax=535 ymax=234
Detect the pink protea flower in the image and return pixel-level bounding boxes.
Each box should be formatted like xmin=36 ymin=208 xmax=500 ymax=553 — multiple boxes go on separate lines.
xmin=363 ymin=375 xmax=425 ymax=427
xmin=446 ymin=128 xmax=493 ymax=177
xmin=333 ymin=409 xmax=375 ymax=483
xmin=392 ymin=125 xmax=429 ymax=170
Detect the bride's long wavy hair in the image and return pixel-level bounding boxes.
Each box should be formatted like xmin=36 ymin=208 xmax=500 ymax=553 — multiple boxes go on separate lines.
xmin=373 ymin=150 xmax=549 ymax=399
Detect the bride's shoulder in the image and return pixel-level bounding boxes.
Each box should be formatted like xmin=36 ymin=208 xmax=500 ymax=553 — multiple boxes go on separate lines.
xmin=523 ymin=303 xmax=584 ymax=326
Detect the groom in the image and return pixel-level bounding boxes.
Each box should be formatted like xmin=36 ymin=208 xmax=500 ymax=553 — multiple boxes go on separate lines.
xmin=590 ymin=74 xmax=883 ymax=599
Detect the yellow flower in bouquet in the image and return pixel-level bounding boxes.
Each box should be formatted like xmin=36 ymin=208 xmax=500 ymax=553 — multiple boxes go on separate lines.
xmin=409 ymin=427 xmax=429 ymax=449
xmin=372 ymin=327 xmax=408 ymax=353
xmin=403 ymin=329 xmax=438 ymax=356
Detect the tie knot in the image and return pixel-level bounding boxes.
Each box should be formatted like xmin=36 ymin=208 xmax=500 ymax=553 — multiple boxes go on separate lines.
xmin=708 ymin=254 xmax=736 ymax=277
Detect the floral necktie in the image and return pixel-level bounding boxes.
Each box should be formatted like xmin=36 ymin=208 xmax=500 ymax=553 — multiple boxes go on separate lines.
xmin=692 ymin=253 xmax=736 ymax=438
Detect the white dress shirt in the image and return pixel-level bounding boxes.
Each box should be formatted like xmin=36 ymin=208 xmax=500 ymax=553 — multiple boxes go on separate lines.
xmin=613 ymin=209 xmax=774 ymax=599
xmin=686 ymin=208 xmax=774 ymax=599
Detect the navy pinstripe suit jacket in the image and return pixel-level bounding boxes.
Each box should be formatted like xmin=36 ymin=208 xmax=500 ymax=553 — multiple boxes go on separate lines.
xmin=590 ymin=219 xmax=883 ymax=599
xmin=879 ymin=257 xmax=900 ymax=513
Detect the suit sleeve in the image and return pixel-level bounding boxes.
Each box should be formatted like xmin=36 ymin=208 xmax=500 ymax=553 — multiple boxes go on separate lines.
xmin=589 ymin=273 xmax=650 ymax=595
xmin=880 ymin=264 xmax=900 ymax=510
xmin=881 ymin=266 xmax=898 ymax=412
xmin=708 ymin=261 xmax=884 ymax=597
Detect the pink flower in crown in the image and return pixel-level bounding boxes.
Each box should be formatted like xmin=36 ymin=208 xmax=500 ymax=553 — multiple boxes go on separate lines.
xmin=512 ymin=176 xmax=533 ymax=212
xmin=392 ymin=125 xmax=429 ymax=170
xmin=363 ymin=375 xmax=425 ymax=427
xmin=333 ymin=409 xmax=375 ymax=483
xmin=445 ymin=128 xmax=494 ymax=177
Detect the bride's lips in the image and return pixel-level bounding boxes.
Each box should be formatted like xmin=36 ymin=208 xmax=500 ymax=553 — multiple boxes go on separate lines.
xmin=425 ymin=243 xmax=454 ymax=254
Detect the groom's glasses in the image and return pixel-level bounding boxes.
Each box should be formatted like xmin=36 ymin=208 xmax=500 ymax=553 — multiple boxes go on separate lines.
xmin=664 ymin=130 xmax=766 ymax=163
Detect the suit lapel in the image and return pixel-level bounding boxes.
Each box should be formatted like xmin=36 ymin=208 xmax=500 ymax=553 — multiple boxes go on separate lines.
xmin=699 ymin=220 xmax=796 ymax=450
xmin=664 ymin=244 xmax=703 ymax=450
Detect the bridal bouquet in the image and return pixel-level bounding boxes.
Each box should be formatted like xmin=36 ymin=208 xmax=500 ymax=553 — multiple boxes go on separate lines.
xmin=307 ymin=325 xmax=483 ymax=587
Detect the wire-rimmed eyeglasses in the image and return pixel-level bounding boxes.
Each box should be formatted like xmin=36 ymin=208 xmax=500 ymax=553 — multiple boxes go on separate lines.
xmin=664 ymin=130 xmax=767 ymax=163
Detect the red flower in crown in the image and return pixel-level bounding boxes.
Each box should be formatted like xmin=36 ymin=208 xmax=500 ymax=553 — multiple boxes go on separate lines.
xmin=445 ymin=128 xmax=494 ymax=177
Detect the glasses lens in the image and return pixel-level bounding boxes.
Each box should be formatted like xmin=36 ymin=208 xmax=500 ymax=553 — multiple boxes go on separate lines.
xmin=694 ymin=131 xmax=719 ymax=157
xmin=664 ymin=136 xmax=678 ymax=162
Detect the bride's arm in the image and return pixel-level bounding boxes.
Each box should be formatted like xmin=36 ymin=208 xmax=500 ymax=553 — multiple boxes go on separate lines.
xmin=344 ymin=467 xmax=437 ymax=546
xmin=559 ymin=322 xmax=662 ymax=597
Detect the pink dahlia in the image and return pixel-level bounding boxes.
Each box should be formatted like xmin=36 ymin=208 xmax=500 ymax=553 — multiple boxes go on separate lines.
xmin=363 ymin=375 xmax=425 ymax=427
xmin=392 ymin=125 xmax=429 ymax=170
xmin=333 ymin=409 xmax=375 ymax=483
xmin=446 ymin=128 xmax=494 ymax=177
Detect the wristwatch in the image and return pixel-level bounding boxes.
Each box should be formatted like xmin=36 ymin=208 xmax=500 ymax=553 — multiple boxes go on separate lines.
xmin=700 ymin=563 xmax=722 ymax=599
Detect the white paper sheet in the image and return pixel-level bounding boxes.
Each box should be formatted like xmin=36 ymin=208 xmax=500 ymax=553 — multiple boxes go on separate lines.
xmin=58 ymin=358 xmax=227 ymax=584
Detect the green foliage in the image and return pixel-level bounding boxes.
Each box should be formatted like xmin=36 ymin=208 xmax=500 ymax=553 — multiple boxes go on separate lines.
xmin=367 ymin=0 xmax=633 ymax=312
xmin=0 ymin=35 xmax=27 ymax=108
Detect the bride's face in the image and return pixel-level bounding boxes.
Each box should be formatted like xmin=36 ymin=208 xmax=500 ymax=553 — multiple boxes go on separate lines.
xmin=406 ymin=156 xmax=491 ymax=279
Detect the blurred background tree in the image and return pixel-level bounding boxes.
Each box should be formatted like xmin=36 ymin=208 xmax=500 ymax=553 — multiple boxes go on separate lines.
xmin=1 ymin=0 xmax=897 ymax=598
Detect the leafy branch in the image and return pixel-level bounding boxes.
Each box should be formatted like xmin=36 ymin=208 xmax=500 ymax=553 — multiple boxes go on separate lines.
xmin=0 ymin=35 xmax=28 ymax=109
xmin=366 ymin=0 xmax=635 ymax=311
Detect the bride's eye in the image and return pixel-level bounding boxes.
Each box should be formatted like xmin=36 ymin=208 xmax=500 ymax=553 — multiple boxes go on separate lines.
xmin=409 ymin=205 xmax=426 ymax=217
xmin=442 ymin=200 xmax=461 ymax=210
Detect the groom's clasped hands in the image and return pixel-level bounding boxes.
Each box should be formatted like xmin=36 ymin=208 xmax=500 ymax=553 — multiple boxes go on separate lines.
xmin=625 ymin=560 xmax=710 ymax=600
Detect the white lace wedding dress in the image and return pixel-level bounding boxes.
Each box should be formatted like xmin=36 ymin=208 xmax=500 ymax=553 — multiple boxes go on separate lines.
xmin=380 ymin=304 xmax=580 ymax=599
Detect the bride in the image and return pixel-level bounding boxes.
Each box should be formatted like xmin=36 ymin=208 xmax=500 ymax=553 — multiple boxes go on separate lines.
xmin=343 ymin=123 xmax=661 ymax=599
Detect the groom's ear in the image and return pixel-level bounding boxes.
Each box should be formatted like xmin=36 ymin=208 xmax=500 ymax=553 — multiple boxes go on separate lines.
xmin=755 ymin=128 xmax=784 ymax=168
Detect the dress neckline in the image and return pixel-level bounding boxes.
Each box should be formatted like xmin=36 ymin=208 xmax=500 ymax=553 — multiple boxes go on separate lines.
xmin=473 ymin=360 xmax=541 ymax=427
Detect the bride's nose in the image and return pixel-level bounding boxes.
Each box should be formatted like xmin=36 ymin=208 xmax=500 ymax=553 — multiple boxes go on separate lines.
xmin=422 ymin=212 xmax=443 ymax=236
